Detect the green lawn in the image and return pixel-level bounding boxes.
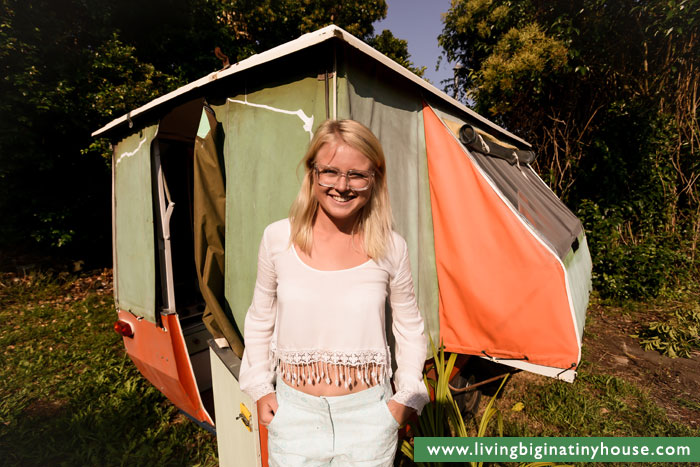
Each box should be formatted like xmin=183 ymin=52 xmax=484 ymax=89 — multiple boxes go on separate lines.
xmin=499 ymin=370 xmax=697 ymax=439
xmin=0 ymin=271 xmax=218 ymax=466
xmin=2 ymin=270 xmax=698 ymax=467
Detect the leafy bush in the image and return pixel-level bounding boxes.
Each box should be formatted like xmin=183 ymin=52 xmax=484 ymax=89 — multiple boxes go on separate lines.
xmin=636 ymin=306 xmax=700 ymax=358
xmin=577 ymin=199 xmax=695 ymax=300
xmin=441 ymin=0 xmax=700 ymax=301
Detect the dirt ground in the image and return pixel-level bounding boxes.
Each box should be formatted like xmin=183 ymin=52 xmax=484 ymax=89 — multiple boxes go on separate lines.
xmin=582 ymin=302 xmax=700 ymax=428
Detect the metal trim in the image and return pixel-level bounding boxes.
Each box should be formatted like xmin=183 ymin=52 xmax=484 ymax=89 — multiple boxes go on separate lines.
xmin=111 ymin=148 xmax=118 ymax=304
xmin=152 ymin=141 xmax=177 ymax=316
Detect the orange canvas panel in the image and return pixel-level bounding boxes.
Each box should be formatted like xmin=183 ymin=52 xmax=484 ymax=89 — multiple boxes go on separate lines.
xmin=259 ymin=423 xmax=270 ymax=467
xmin=422 ymin=105 xmax=579 ymax=369
xmin=118 ymin=309 xmax=214 ymax=425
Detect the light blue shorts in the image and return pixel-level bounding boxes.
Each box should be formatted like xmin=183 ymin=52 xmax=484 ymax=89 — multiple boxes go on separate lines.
xmin=267 ymin=379 xmax=399 ymax=466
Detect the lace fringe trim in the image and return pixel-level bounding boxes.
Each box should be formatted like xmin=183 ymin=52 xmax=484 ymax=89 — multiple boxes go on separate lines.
xmin=271 ymin=348 xmax=392 ymax=389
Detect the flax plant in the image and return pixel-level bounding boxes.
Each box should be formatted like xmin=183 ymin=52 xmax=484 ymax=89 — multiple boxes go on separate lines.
xmin=400 ymin=339 xmax=568 ymax=467
xmin=400 ymin=338 xmax=469 ymax=465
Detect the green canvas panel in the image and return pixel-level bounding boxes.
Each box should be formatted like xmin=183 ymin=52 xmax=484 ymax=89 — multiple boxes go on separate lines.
xmin=563 ymin=232 xmax=593 ymax=341
xmin=214 ymin=73 xmax=328 ymax=335
xmin=336 ymin=71 xmax=349 ymax=120
xmin=114 ymin=125 xmax=159 ymax=323
xmin=340 ymin=50 xmax=440 ymax=347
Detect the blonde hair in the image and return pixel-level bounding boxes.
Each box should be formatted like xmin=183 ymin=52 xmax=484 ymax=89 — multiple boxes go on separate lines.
xmin=289 ymin=120 xmax=393 ymax=259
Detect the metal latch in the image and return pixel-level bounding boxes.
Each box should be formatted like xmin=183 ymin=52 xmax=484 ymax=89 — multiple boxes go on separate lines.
xmin=236 ymin=402 xmax=252 ymax=431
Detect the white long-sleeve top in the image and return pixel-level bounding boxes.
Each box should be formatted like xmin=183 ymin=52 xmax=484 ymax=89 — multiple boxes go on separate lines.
xmin=239 ymin=218 xmax=430 ymax=413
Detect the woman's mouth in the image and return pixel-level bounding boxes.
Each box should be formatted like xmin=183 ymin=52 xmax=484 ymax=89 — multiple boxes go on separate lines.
xmin=330 ymin=193 xmax=355 ymax=203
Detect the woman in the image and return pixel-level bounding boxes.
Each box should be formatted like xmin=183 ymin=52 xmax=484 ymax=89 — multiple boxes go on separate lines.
xmin=239 ymin=119 xmax=429 ymax=466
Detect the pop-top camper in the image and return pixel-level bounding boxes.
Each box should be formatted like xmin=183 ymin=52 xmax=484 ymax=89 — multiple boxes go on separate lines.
xmin=93 ymin=25 xmax=592 ymax=466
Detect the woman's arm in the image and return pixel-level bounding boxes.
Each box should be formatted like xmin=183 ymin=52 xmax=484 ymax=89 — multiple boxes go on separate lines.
xmin=388 ymin=234 xmax=430 ymax=418
xmin=239 ymin=226 xmax=278 ymax=403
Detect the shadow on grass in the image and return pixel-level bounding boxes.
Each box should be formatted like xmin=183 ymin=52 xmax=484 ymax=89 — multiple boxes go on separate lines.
xmin=0 ymin=273 xmax=218 ymax=466
xmin=0 ymin=365 xmax=217 ymax=467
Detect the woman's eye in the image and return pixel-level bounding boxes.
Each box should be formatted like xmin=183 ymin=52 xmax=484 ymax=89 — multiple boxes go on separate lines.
xmin=348 ymin=172 xmax=368 ymax=180
xmin=321 ymin=169 xmax=339 ymax=176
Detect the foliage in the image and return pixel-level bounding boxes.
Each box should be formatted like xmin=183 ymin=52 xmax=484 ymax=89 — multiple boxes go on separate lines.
xmin=400 ymin=340 xmax=570 ymax=467
xmin=635 ymin=305 xmax=700 ymax=358
xmin=439 ymin=0 xmax=700 ymax=299
xmin=86 ymin=35 xmax=182 ymax=124
xmin=367 ymin=29 xmax=426 ymax=77
xmin=474 ymin=22 xmax=568 ymax=116
xmin=0 ymin=0 xmax=184 ymax=259
xmin=0 ymin=270 xmax=217 ymax=465
xmin=1 ymin=0 xmax=428 ymax=263
xmin=465 ymin=375 xmax=571 ymax=467
xmin=398 ymin=341 xmax=458 ymax=465
xmin=399 ymin=340 xmax=501 ymax=466
xmin=577 ymin=199 xmax=692 ymax=300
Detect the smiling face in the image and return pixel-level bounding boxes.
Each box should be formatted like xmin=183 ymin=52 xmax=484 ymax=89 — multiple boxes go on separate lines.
xmin=312 ymin=139 xmax=374 ymax=226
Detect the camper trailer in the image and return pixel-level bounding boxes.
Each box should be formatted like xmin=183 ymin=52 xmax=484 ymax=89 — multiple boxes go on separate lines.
xmin=93 ymin=25 xmax=592 ymax=466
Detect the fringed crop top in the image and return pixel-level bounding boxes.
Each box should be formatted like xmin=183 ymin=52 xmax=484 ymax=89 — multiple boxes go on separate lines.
xmin=239 ymin=219 xmax=430 ymax=413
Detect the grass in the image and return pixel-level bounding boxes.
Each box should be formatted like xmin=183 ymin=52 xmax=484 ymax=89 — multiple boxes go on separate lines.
xmin=675 ymin=397 xmax=700 ymax=412
xmin=0 ymin=271 xmax=218 ymax=466
xmin=2 ymin=270 xmax=698 ymax=466
xmin=468 ymin=369 xmax=699 ymax=467
xmin=500 ymin=370 xmax=697 ymax=439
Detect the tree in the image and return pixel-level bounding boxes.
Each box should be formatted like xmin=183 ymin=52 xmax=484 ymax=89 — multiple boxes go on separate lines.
xmin=367 ymin=29 xmax=426 ymax=77
xmin=439 ymin=0 xmax=700 ymax=299
xmin=0 ymin=0 xmax=183 ymax=263
xmin=1 ymin=0 xmax=424 ymax=264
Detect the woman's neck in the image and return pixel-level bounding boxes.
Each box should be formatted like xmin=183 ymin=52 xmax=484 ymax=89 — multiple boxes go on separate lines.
xmin=296 ymin=208 xmax=369 ymax=269
xmin=313 ymin=208 xmax=359 ymax=236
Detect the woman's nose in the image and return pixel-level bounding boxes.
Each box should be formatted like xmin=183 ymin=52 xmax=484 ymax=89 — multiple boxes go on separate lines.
xmin=335 ymin=173 xmax=349 ymax=191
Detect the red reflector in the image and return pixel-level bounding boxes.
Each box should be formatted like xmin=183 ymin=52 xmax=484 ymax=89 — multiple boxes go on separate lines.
xmin=114 ymin=320 xmax=134 ymax=338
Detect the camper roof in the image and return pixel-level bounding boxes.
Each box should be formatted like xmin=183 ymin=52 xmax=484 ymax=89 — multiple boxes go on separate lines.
xmin=92 ymin=25 xmax=529 ymax=147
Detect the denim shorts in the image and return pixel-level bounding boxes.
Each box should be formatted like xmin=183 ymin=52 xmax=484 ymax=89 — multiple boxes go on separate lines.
xmin=267 ymin=378 xmax=399 ymax=466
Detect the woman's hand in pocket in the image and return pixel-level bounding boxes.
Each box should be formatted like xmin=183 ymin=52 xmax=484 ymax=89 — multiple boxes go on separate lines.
xmin=387 ymin=399 xmax=414 ymax=426
xmin=257 ymin=392 xmax=279 ymax=427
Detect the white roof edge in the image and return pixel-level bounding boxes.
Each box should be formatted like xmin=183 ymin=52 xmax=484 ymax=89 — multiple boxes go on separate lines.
xmin=92 ymin=25 xmax=340 ymax=137
xmin=332 ymin=27 xmax=529 ymax=147
xmin=93 ymin=25 xmax=529 ymax=147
